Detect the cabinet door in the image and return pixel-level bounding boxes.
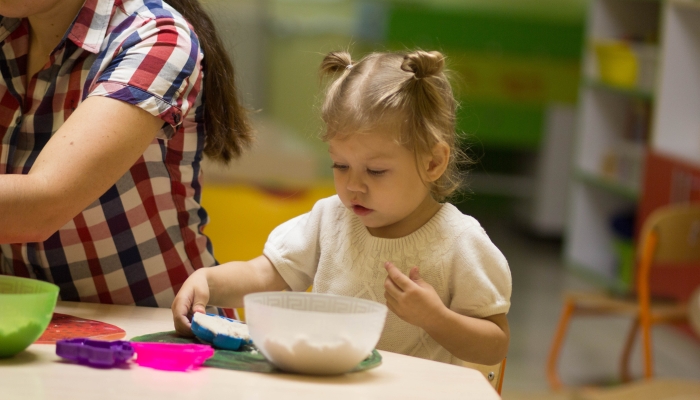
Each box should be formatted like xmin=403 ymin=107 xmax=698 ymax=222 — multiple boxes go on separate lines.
xmin=652 ymin=0 xmax=700 ymax=165
xmin=637 ymin=150 xmax=700 ymax=301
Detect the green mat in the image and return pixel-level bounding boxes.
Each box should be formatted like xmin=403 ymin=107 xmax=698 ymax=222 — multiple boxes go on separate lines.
xmin=130 ymin=331 xmax=382 ymax=374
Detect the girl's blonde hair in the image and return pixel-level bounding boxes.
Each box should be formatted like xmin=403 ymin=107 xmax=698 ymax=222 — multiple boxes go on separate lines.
xmin=319 ymin=50 xmax=469 ymax=201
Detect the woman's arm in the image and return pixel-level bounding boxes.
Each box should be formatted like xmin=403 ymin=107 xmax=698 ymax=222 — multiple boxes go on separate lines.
xmin=0 ymin=96 xmax=162 ymax=243
xmin=384 ymin=262 xmax=510 ymax=365
xmin=171 ymin=255 xmax=290 ymax=335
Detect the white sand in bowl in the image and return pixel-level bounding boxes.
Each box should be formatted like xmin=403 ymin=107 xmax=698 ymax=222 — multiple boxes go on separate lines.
xmin=263 ymin=335 xmax=366 ymax=375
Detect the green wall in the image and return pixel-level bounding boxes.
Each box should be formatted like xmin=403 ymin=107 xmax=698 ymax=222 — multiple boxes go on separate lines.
xmin=384 ymin=1 xmax=585 ymax=149
xmin=264 ymin=0 xmax=588 ymax=174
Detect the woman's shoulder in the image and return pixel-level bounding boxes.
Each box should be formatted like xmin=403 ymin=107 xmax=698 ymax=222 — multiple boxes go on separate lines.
xmin=113 ymin=0 xmax=195 ymax=36
xmin=122 ymin=0 xmax=186 ymax=20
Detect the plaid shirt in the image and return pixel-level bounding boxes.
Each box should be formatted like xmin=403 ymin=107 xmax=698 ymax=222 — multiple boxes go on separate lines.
xmin=0 ymin=0 xmax=216 ymax=307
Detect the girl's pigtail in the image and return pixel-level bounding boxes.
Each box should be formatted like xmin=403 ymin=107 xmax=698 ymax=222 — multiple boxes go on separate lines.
xmin=400 ymin=51 xmax=463 ymax=201
xmin=319 ymin=51 xmax=355 ymax=136
xmin=400 ymin=51 xmax=445 ymax=79
xmin=399 ymin=50 xmax=451 ymax=137
xmin=320 ymin=51 xmax=354 ymax=78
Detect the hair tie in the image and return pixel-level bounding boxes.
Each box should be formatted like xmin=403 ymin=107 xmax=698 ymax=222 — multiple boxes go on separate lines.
xmin=346 ymin=64 xmax=353 ymax=70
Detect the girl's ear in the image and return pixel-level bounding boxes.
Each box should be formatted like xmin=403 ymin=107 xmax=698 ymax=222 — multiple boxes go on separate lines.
xmin=424 ymin=142 xmax=450 ymax=182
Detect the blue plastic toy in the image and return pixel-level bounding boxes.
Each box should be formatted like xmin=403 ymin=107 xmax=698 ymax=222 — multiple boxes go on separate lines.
xmin=191 ymin=313 xmax=252 ymax=351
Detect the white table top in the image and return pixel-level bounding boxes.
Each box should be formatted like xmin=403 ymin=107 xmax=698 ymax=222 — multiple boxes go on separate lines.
xmin=1 ymin=301 xmax=500 ymax=400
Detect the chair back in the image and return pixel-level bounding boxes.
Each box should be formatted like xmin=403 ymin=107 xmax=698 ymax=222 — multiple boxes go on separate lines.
xmin=638 ymin=204 xmax=700 ymax=265
xmin=462 ymin=358 xmax=506 ymax=395
xmin=636 ymin=204 xmax=700 ymax=301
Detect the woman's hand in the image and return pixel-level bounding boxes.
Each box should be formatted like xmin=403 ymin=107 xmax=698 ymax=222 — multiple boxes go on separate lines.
xmin=383 ymin=261 xmax=445 ymax=328
xmin=171 ymin=268 xmax=211 ymax=336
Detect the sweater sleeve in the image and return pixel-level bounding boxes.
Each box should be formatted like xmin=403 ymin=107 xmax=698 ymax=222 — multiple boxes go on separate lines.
xmin=262 ymin=199 xmax=327 ymax=292
xmin=449 ymin=219 xmax=512 ymax=318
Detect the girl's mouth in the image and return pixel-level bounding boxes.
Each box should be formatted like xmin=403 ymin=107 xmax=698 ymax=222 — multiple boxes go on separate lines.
xmin=352 ymin=204 xmax=372 ymax=216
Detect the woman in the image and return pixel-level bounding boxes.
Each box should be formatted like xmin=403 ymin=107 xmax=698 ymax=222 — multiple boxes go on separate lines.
xmin=0 ymin=0 xmax=251 ymax=307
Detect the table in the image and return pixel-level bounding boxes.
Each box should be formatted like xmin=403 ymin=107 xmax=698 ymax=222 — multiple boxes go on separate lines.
xmin=1 ymin=301 xmax=500 ymax=399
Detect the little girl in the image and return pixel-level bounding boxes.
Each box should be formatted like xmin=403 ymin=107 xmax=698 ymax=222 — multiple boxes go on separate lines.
xmin=172 ymin=50 xmax=511 ymax=366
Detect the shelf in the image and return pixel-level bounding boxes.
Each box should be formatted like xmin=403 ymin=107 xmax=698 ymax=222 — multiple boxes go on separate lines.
xmin=589 ymin=0 xmax=660 ymax=40
xmin=565 ymin=181 xmax=638 ymax=285
xmin=565 ymin=0 xmax=700 ymax=296
xmin=651 ymin=0 xmax=700 ymax=164
xmin=584 ymin=78 xmax=654 ymax=100
xmin=668 ymin=0 xmax=700 ymax=11
xmin=574 ymin=169 xmax=640 ymax=200
xmin=575 ymin=86 xmax=649 ymax=187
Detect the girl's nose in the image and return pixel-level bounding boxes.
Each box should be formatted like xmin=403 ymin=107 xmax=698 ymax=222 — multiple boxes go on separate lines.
xmin=346 ymin=170 xmax=367 ymax=193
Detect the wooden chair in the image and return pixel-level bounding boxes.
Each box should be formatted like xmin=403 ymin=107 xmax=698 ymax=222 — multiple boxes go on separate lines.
xmin=577 ymin=378 xmax=700 ymax=400
xmin=463 ymin=358 xmax=506 ymax=395
xmin=546 ymin=204 xmax=700 ymax=390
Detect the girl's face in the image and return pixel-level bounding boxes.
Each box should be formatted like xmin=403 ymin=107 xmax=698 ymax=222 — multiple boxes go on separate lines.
xmin=0 ymin=0 xmax=63 ymax=18
xmin=329 ymin=128 xmax=442 ymax=239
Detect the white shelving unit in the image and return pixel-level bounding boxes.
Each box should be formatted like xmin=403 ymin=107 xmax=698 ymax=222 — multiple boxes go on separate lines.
xmin=653 ymin=0 xmax=700 ymax=165
xmin=565 ymin=0 xmax=662 ymax=288
xmin=566 ymin=0 xmax=700 ymax=288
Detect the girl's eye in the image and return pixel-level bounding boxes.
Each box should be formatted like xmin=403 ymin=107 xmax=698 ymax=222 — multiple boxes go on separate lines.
xmin=331 ymin=163 xmax=348 ymax=171
xmin=367 ymin=169 xmax=387 ymax=176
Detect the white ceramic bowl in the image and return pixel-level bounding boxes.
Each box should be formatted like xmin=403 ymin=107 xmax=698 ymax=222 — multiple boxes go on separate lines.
xmin=244 ymin=292 xmax=387 ymax=375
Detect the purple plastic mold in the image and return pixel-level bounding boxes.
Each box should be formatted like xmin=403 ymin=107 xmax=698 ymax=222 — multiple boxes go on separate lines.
xmin=56 ymin=338 xmax=134 ymax=367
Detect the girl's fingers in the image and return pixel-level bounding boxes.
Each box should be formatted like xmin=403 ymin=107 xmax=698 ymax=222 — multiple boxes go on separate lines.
xmin=189 ymin=286 xmax=209 ymax=317
xmin=384 ymin=274 xmax=403 ymax=298
xmin=175 ymin=316 xmax=194 ymax=336
xmin=384 ymin=282 xmax=395 ymax=301
xmin=384 ymin=261 xmax=413 ymax=291
xmin=384 ymin=294 xmax=398 ymax=313
xmin=409 ymin=266 xmax=422 ymax=281
xmin=172 ymin=302 xmax=195 ymax=336
xmin=192 ymin=298 xmax=207 ymax=315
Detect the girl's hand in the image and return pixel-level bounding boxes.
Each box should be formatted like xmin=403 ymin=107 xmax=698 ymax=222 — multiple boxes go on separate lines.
xmin=383 ymin=261 xmax=445 ymax=328
xmin=171 ymin=268 xmax=210 ymax=336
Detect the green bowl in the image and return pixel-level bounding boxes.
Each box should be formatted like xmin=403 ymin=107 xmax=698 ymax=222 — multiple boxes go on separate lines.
xmin=0 ymin=275 xmax=59 ymax=358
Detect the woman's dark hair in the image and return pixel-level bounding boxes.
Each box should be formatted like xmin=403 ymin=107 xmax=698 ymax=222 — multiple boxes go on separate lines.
xmin=166 ymin=0 xmax=252 ymax=163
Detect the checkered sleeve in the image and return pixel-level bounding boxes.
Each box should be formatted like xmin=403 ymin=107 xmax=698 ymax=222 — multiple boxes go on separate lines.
xmin=86 ymin=11 xmax=202 ymax=139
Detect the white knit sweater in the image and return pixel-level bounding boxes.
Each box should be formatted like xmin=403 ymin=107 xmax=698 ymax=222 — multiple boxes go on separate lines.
xmin=263 ymin=195 xmax=511 ymax=364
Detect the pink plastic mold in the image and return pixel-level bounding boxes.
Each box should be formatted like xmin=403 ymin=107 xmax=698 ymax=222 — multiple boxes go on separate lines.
xmin=130 ymin=342 xmax=214 ymax=371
